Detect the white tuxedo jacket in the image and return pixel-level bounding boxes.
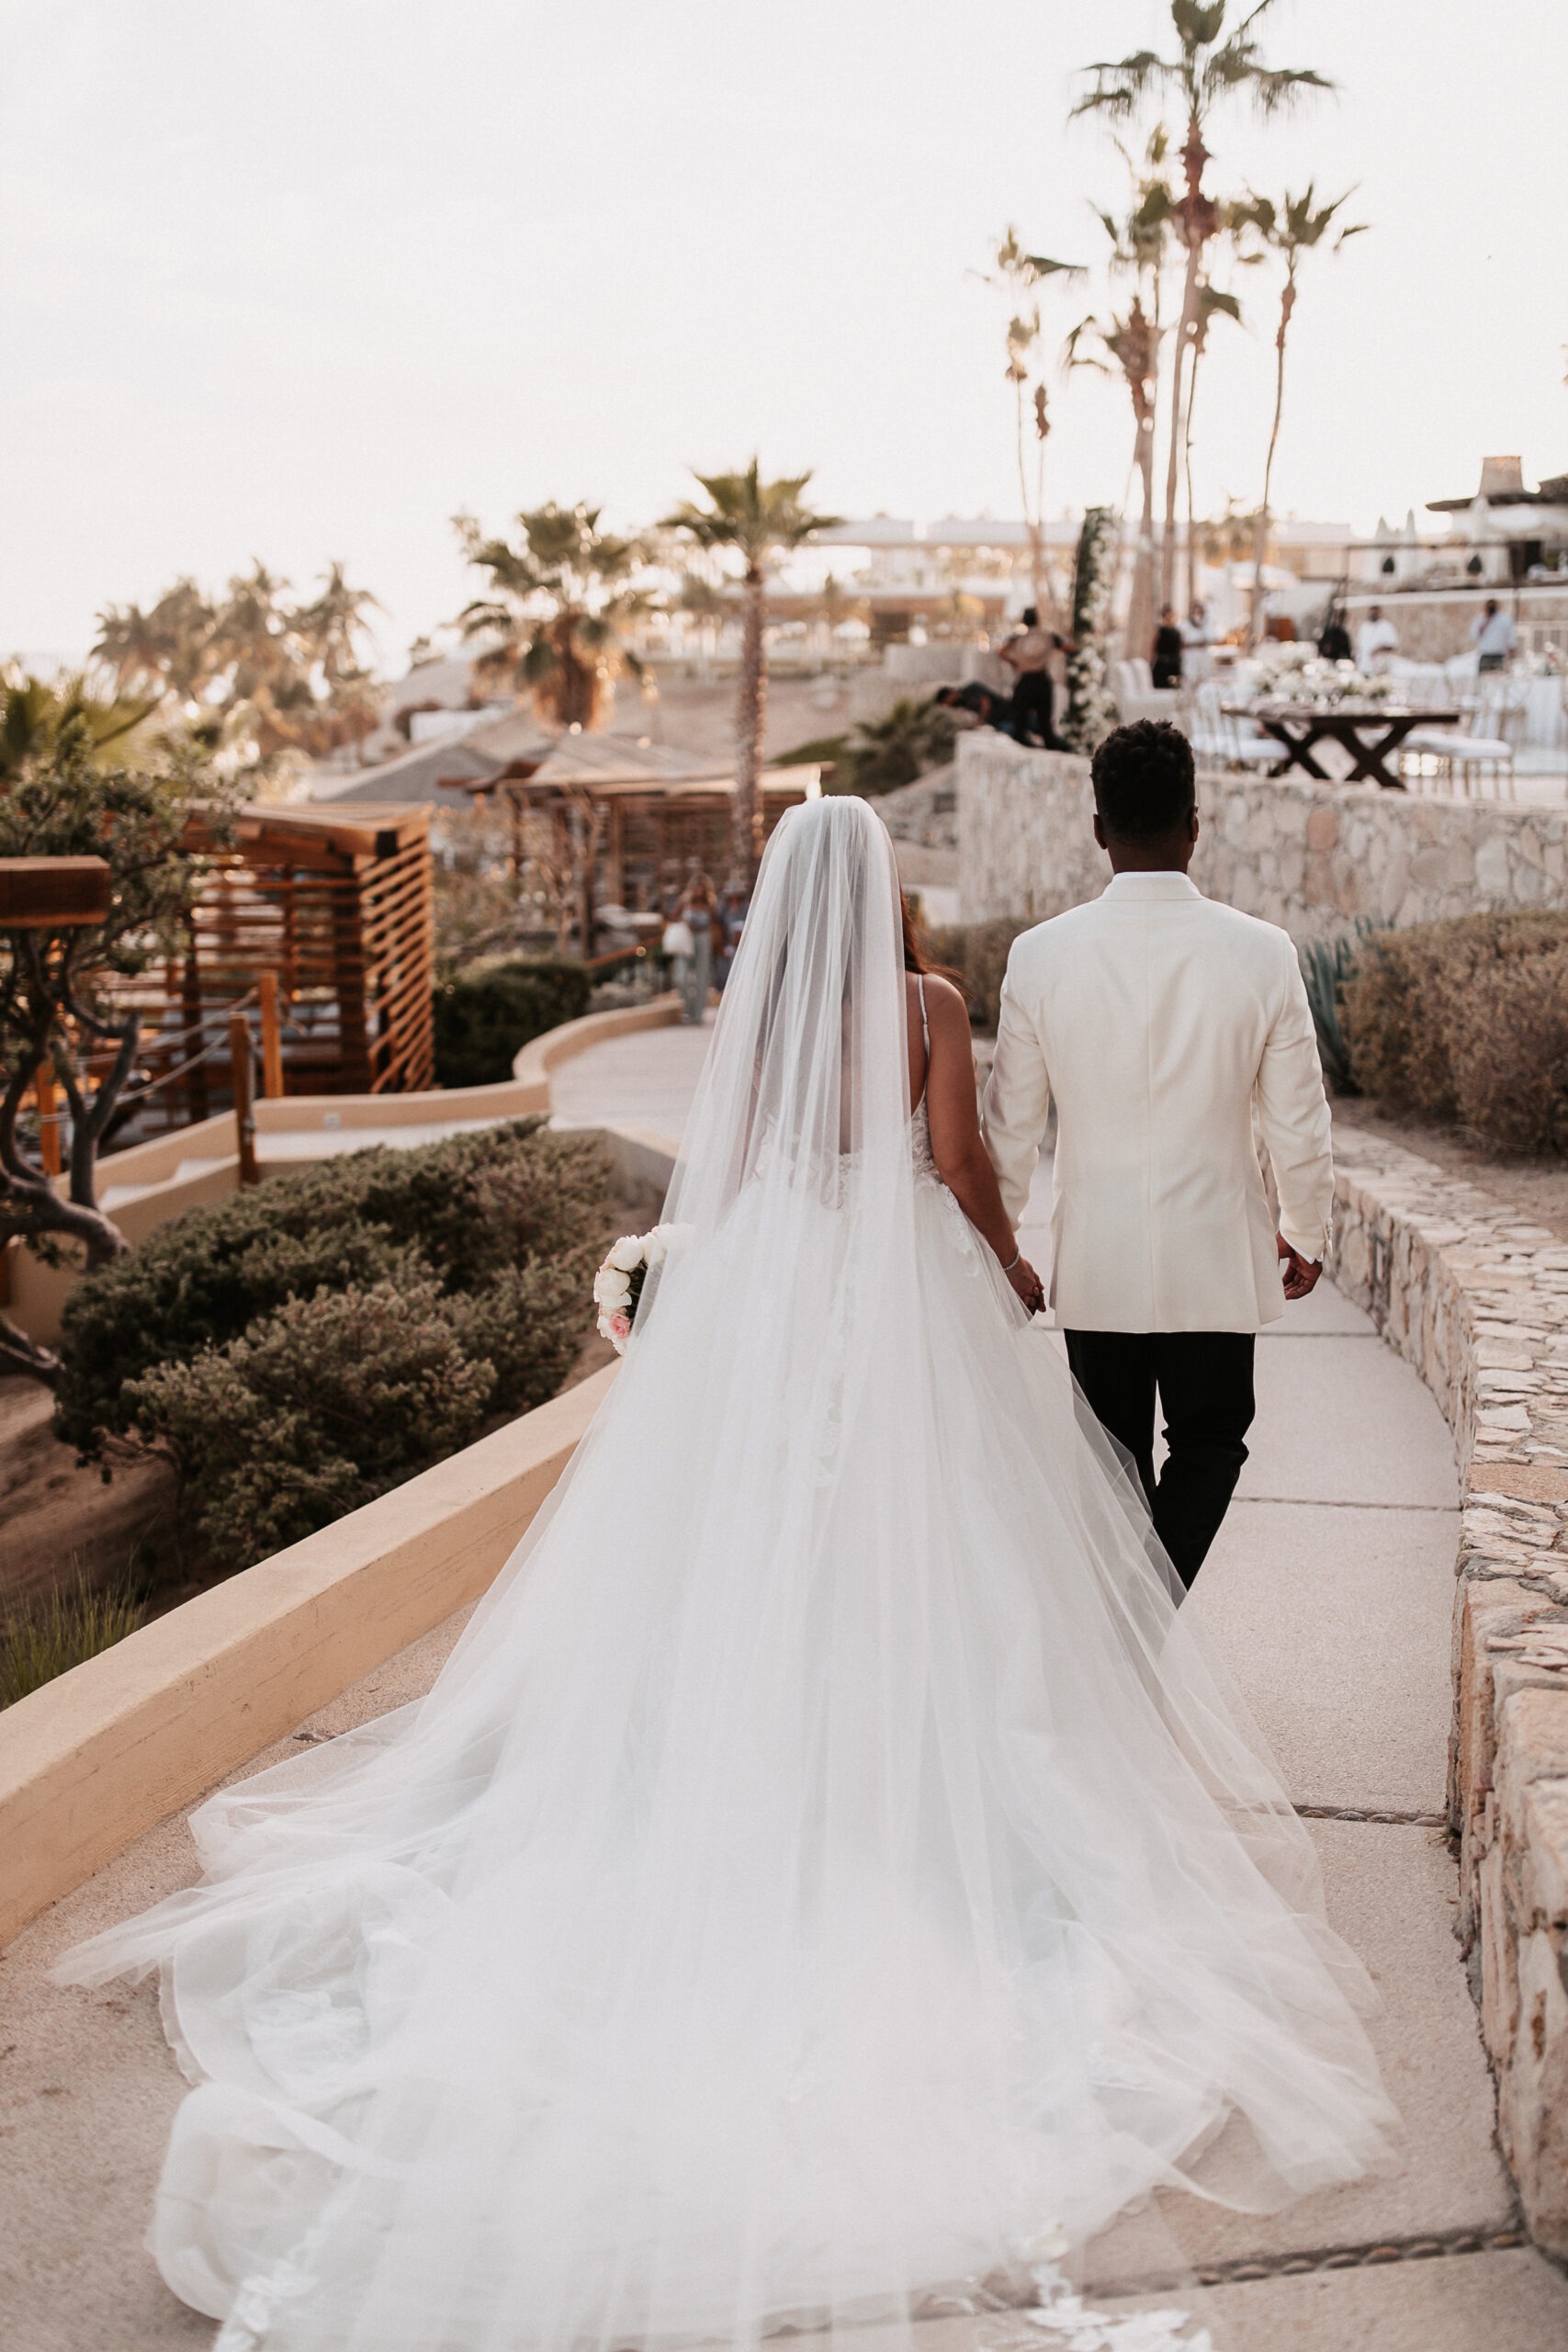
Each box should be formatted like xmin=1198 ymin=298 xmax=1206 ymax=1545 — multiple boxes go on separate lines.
xmin=981 ymin=872 xmax=1333 ymax=1333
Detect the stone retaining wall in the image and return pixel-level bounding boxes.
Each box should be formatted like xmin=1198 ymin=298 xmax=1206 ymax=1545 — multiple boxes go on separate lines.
xmin=1327 ymin=1131 xmax=1568 ymax=2255
xmin=957 ymin=735 xmax=1568 ymax=942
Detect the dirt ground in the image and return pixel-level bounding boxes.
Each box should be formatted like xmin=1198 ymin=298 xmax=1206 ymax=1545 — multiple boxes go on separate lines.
xmin=1330 ymin=1094 xmax=1568 ymax=1242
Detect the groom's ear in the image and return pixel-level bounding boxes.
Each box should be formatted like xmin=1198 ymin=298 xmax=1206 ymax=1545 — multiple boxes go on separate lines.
xmin=1092 ymin=812 xmax=1107 ymax=851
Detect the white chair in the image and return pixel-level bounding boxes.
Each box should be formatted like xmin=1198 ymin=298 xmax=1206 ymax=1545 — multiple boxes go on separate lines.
xmin=1400 ymin=695 xmax=1515 ymax=798
xmin=1112 ymin=657 xmax=1179 ymax=727
xmin=1190 ymin=683 xmax=1279 ymax=772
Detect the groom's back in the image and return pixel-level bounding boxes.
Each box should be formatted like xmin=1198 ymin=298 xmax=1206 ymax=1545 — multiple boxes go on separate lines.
xmin=986 ymin=876 xmax=1325 ymax=1330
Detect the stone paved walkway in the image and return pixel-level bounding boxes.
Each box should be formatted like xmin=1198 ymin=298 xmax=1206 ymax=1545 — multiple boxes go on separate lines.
xmin=5 ymin=1023 xmax=1568 ymax=2349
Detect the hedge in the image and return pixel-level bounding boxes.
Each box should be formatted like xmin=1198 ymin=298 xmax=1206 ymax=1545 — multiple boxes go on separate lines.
xmin=1341 ymin=911 xmax=1568 ymax=1155
xmin=433 ymin=956 xmax=592 ymax=1088
xmin=56 ymin=1121 xmax=610 ymax=1569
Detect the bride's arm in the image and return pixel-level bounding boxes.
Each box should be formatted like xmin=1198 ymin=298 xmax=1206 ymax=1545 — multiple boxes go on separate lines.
xmin=921 ymin=977 xmax=1045 ymax=1313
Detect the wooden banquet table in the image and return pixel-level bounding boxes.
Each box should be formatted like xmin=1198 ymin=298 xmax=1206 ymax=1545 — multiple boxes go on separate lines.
xmin=1222 ymin=701 xmax=1461 ymax=791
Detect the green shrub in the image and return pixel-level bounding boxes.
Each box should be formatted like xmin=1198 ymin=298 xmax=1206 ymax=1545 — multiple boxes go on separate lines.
xmin=924 ymin=918 xmax=1032 ymax=1030
xmin=56 ymin=1119 xmax=609 ymax=1459
xmin=124 ymin=1279 xmax=501 ymax=1567
xmin=1342 ymin=912 xmax=1568 ymax=1154
xmin=433 ymin=956 xmax=592 ymax=1087
xmin=818 ymin=698 xmax=959 ymax=797
xmin=0 ymin=1569 xmax=149 ymax=1709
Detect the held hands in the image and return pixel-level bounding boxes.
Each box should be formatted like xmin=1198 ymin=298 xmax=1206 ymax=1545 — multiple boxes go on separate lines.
xmin=1006 ymin=1251 xmax=1047 ymax=1317
xmin=1277 ymin=1233 xmax=1323 ymax=1303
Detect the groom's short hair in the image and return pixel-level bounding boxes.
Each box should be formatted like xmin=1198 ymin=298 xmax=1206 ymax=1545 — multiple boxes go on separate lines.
xmin=1090 ymin=720 xmax=1196 ymax=842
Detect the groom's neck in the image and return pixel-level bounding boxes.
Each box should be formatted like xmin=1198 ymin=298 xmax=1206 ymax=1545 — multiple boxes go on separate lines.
xmin=1103 ymin=835 xmax=1197 ymax=876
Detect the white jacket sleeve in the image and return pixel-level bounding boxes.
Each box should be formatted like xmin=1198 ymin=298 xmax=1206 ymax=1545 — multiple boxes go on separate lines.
xmin=980 ymin=952 xmax=1053 ymax=1229
xmin=1257 ymin=941 xmax=1335 ymax=1263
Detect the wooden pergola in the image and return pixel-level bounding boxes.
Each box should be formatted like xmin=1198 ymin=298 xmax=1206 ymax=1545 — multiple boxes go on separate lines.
xmin=457 ymin=755 xmax=820 ymax=950
xmin=110 ymin=802 xmax=435 ymax=1130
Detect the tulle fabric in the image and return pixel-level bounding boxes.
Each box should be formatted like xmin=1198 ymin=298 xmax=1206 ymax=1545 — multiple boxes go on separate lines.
xmin=57 ymin=797 xmax=1396 ymax=2350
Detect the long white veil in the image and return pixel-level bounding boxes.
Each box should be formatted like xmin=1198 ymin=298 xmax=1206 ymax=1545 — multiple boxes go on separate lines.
xmin=58 ymin=797 xmax=1394 ymax=2352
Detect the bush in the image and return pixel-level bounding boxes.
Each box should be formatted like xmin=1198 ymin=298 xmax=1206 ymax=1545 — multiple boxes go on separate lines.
xmin=124 ymin=1279 xmax=501 ymax=1567
xmin=0 ymin=1569 xmax=149 ymax=1709
xmin=924 ymin=918 xmax=1032 ymax=1030
xmin=1342 ymin=912 xmax=1568 ymax=1154
xmin=56 ymin=1119 xmax=610 ymax=1460
xmin=433 ymin=956 xmax=592 ymax=1087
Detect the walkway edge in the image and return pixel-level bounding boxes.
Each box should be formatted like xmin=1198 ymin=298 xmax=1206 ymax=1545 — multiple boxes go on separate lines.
xmin=1328 ymin=1131 xmax=1568 ymax=2256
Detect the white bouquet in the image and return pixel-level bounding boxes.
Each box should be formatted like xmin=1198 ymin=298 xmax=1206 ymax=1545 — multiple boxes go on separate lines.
xmin=592 ymin=1224 xmax=678 ymax=1355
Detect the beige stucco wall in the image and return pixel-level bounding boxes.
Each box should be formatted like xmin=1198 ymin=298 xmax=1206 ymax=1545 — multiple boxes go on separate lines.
xmin=956 ymin=734 xmax=1568 ymax=943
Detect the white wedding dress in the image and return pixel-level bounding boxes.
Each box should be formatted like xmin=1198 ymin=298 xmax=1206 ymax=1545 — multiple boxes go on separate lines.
xmin=59 ymin=797 xmax=1396 ymax=2351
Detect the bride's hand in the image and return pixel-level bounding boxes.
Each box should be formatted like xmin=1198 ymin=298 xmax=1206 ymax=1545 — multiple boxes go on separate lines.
xmin=1006 ymin=1252 xmax=1045 ymax=1316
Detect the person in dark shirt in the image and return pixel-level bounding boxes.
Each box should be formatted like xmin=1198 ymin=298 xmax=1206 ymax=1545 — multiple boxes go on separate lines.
xmin=1151 ymin=606 xmax=1184 ymax=690
xmin=1316 ymin=608 xmax=1352 ymax=664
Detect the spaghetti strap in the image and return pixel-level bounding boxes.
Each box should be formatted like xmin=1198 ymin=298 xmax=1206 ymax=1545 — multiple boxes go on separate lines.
xmin=916 ymin=973 xmax=929 ymax=1051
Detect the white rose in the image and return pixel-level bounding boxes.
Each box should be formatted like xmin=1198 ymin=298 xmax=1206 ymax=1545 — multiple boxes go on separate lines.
xmin=599 ymin=1269 xmax=632 ymax=1306
xmin=608 ymin=1235 xmax=645 ymax=1272
xmin=641 ymin=1230 xmax=667 ymax=1268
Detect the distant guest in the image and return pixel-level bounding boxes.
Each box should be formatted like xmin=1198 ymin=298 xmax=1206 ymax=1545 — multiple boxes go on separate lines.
xmin=998 ymin=605 xmax=1070 ymax=748
xmin=1151 ymin=605 xmax=1184 ymax=690
xmin=1470 ymin=597 xmax=1517 ymax=673
xmin=1317 ymin=610 xmax=1352 ymax=664
xmin=1355 ymin=605 xmax=1399 ymax=673
xmin=932 ymin=681 xmax=1020 ymax=738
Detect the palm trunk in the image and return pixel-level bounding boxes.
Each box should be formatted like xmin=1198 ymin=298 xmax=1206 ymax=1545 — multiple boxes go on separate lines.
xmin=1161 ymin=246 xmax=1200 ymax=611
xmin=1250 ymin=274 xmax=1295 ymax=648
xmin=1127 ymin=406 xmax=1157 ymax=663
xmin=1015 ymin=382 xmax=1045 ymax=615
xmin=734 ymin=568 xmax=766 ymax=888
xmin=1183 ymin=343 xmax=1200 ymax=621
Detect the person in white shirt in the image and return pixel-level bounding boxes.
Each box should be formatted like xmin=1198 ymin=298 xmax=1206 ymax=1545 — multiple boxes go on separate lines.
xmin=982 ymin=718 xmax=1333 ymax=1589
xmin=1470 ymin=597 xmax=1517 ymax=673
xmin=1355 ymin=606 xmax=1399 ymax=672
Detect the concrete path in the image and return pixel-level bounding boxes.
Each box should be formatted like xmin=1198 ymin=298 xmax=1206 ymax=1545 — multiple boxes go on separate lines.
xmin=5 ymin=1020 xmax=1567 ymax=2349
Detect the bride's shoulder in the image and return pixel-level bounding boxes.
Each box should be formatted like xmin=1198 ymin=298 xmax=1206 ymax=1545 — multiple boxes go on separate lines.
xmin=911 ymin=970 xmax=971 ymax=1036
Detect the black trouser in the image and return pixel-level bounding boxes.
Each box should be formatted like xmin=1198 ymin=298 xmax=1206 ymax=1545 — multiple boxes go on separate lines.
xmin=1064 ymin=1330 xmax=1256 ymax=1592
xmin=1010 ymin=670 xmax=1065 ymax=750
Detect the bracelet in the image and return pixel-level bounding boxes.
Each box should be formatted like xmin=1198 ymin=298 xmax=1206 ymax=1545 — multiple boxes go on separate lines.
xmin=1002 ymin=1247 xmax=1021 ymax=1273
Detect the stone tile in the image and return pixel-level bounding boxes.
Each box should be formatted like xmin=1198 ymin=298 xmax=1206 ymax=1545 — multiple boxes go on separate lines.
xmin=1238 ymin=1336 xmax=1459 ymax=1509
xmin=1083 ymin=1822 xmax=1515 ymax=2282
xmin=1099 ymin=2248 xmax=1568 ymax=2352
xmin=1190 ymin=1501 xmax=1457 ymax=1813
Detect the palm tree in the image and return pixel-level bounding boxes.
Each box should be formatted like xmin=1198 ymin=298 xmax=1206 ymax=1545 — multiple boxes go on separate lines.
xmin=1235 ymin=186 xmax=1369 ymax=642
xmin=94 ymin=577 xmax=217 ymax=704
xmin=661 ymin=462 xmax=840 ymax=884
xmin=455 ymin=503 xmax=653 ymax=733
xmin=1066 ymin=134 xmax=1175 ymax=661
xmin=0 ymin=670 xmax=157 ymax=784
xmin=981 ymin=230 xmax=1086 ymax=617
xmin=1076 ymin=2 xmax=1332 ymax=611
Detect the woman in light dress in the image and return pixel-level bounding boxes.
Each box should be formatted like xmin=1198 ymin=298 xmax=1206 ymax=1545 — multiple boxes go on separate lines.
xmin=60 ymin=796 xmax=1394 ymax=2352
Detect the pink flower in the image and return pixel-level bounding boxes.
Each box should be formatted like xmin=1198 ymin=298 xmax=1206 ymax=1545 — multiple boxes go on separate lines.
xmin=608 ymin=1311 xmax=632 ymax=1350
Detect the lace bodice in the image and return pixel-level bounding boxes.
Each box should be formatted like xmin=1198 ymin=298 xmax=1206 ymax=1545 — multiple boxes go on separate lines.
xmin=911 ymin=975 xmax=937 ymax=1178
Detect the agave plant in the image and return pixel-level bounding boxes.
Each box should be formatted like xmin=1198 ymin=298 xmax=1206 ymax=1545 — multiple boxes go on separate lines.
xmin=1299 ymin=919 xmax=1382 ymax=1092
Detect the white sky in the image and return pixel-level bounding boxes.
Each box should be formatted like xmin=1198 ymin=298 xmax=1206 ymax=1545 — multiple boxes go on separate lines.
xmin=2 ymin=0 xmax=1565 ymax=668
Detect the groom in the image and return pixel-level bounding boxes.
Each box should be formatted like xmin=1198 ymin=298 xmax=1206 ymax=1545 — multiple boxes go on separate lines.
xmin=981 ymin=719 xmax=1333 ymax=1589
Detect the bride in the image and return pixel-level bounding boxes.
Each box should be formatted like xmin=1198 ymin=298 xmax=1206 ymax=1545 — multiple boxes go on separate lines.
xmin=59 ymin=796 xmax=1395 ymax=2350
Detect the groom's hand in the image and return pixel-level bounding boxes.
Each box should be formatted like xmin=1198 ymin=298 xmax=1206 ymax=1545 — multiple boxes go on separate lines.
xmin=1277 ymin=1233 xmax=1322 ymax=1302
xmin=1008 ymin=1253 xmax=1046 ymax=1317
